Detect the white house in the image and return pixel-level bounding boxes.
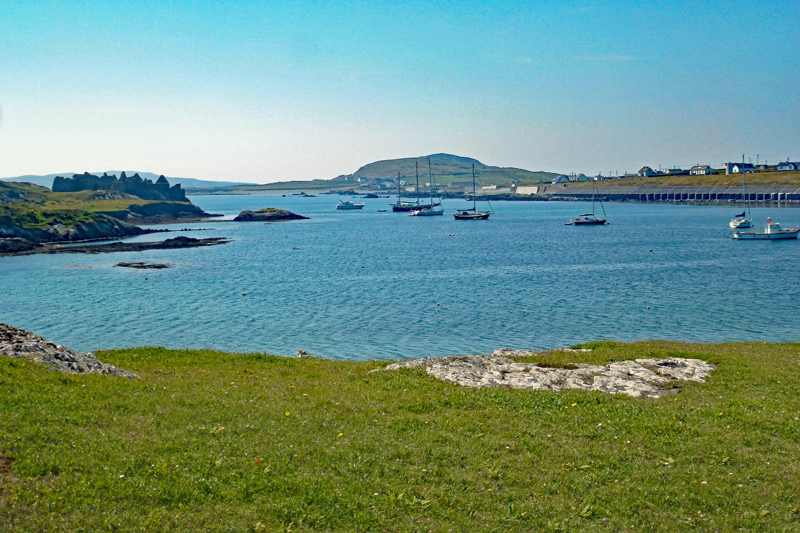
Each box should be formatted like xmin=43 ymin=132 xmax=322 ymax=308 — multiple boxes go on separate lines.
xmin=725 ymin=162 xmax=755 ymax=174
xmin=689 ymin=165 xmax=713 ymax=175
xmin=777 ymin=162 xmax=799 ymax=171
xmin=638 ymin=166 xmax=656 ymax=177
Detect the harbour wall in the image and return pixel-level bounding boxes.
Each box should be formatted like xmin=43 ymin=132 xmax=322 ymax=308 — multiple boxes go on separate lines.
xmin=533 ymin=185 xmax=800 ymax=204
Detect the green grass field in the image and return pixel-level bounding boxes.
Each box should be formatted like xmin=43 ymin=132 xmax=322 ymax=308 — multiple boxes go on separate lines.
xmin=2 ymin=341 xmax=799 ymax=531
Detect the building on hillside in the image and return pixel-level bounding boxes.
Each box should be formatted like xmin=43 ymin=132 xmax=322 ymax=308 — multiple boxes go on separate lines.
xmin=689 ymin=165 xmax=713 ymax=175
xmin=777 ymin=162 xmax=800 ymax=171
xmin=552 ymin=175 xmax=570 ymax=183
xmin=638 ymin=166 xmax=656 ymax=177
xmin=663 ymin=168 xmax=684 ymax=174
xmin=572 ymin=173 xmax=592 ymax=182
xmin=724 ymin=162 xmax=755 ymax=174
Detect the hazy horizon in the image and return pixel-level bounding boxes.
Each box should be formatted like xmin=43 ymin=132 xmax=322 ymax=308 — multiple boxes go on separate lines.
xmin=2 ymin=1 xmax=798 ymax=184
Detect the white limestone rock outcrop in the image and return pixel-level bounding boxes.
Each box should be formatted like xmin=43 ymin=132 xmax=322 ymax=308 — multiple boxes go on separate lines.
xmin=0 ymin=323 xmax=136 ymax=377
xmin=381 ymin=353 xmax=714 ymax=398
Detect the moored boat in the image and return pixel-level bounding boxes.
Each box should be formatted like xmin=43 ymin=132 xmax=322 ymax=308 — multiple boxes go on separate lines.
xmin=454 ymin=164 xmax=492 ymax=220
xmin=565 ymin=180 xmax=607 ymax=225
xmin=391 ymin=169 xmax=420 ymax=212
xmin=732 ymin=218 xmax=798 ymax=240
xmin=730 ymin=171 xmax=752 ymax=229
xmin=336 ymin=200 xmax=365 ymax=210
xmin=409 ymin=157 xmax=444 ymax=217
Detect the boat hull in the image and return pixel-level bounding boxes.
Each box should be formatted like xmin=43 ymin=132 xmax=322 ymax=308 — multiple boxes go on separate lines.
xmin=568 ymin=218 xmax=607 ymax=225
xmin=730 ymin=218 xmax=752 ymax=229
xmin=391 ymin=203 xmax=419 ymax=212
xmin=454 ymin=212 xmax=490 ymax=220
xmin=732 ymin=231 xmax=798 ymax=240
xmin=410 ymin=208 xmax=443 ymax=216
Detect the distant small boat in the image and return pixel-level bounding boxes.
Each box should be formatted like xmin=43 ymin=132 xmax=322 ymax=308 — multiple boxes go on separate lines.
xmin=336 ymin=200 xmax=365 ymax=210
xmin=730 ymin=171 xmax=752 ymax=229
xmin=392 ymin=166 xmax=421 ymax=211
xmin=409 ymin=157 xmax=443 ymax=217
xmin=732 ymin=218 xmax=798 ymax=240
xmin=565 ymin=180 xmax=607 ymax=225
xmin=454 ymin=164 xmax=492 ymax=220
xmin=378 ymin=209 xmax=387 ymax=212
xmin=409 ymin=204 xmax=443 ymax=216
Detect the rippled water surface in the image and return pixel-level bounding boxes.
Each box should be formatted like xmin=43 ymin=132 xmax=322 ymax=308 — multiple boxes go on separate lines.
xmin=3 ymin=194 xmax=799 ymax=359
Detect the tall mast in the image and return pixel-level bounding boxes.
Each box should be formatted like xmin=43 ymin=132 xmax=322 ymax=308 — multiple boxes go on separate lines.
xmin=428 ymin=156 xmax=433 ymax=207
xmin=415 ymin=161 xmax=419 ymax=203
xmin=397 ymin=171 xmax=401 ymax=202
xmin=472 ymin=164 xmax=476 ymax=211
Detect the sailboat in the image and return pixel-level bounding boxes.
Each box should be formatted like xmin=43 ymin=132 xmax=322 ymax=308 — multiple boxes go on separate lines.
xmin=730 ymin=171 xmax=753 ymax=229
xmin=454 ymin=164 xmax=491 ymax=220
xmin=409 ymin=158 xmax=443 ymax=216
xmin=565 ymin=179 xmax=607 ymax=225
xmin=390 ymin=170 xmax=419 ymax=212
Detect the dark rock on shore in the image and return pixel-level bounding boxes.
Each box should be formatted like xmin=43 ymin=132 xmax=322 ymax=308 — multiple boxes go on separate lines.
xmin=15 ymin=236 xmax=229 ymax=255
xmin=0 ymin=323 xmax=135 ymax=377
xmin=233 ymin=208 xmax=309 ymax=222
xmin=115 ymin=261 xmax=171 ymax=269
xmin=0 ymin=237 xmax=36 ymax=253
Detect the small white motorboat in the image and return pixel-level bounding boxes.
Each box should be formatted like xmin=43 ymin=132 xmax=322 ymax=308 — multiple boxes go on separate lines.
xmin=336 ymin=200 xmax=365 ymax=210
xmin=732 ymin=218 xmax=798 ymax=240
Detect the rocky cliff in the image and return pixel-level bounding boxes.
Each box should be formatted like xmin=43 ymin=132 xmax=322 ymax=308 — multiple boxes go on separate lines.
xmin=0 ymin=212 xmax=146 ymax=253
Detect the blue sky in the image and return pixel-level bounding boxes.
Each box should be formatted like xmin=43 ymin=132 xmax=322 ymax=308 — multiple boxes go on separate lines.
xmin=1 ymin=0 xmax=798 ymax=182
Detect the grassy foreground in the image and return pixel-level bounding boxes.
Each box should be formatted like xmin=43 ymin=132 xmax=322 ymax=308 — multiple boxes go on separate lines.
xmin=1 ymin=341 xmax=799 ymax=531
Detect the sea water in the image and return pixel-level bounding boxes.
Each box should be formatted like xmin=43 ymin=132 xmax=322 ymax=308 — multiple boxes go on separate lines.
xmin=2 ymin=194 xmax=799 ymax=360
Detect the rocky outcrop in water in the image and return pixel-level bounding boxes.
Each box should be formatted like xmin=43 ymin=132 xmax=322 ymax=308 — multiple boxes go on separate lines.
xmin=23 ymin=236 xmax=229 ymax=255
xmin=0 ymin=323 xmax=135 ymax=377
xmin=53 ymin=172 xmax=188 ymax=202
xmin=0 ymin=214 xmax=147 ymax=254
xmin=379 ymin=351 xmax=715 ymax=398
xmin=233 ymin=208 xmax=309 ymax=222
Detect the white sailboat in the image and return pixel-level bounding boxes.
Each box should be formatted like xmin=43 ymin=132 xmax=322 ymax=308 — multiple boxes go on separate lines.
xmin=730 ymin=171 xmax=753 ymax=229
xmin=565 ymin=179 xmax=607 ymax=225
xmin=409 ymin=157 xmax=443 ymax=216
xmin=454 ymin=164 xmax=491 ymax=220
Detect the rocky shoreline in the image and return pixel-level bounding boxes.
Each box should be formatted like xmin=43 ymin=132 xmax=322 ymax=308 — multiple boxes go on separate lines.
xmin=0 ymin=323 xmax=135 ymax=377
xmin=5 ymin=235 xmax=229 ymax=256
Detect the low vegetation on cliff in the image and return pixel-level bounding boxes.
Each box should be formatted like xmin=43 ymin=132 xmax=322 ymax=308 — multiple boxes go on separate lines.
xmin=1 ymin=340 xmax=798 ymax=531
xmin=0 ymin=180 xmax=212 ymax=253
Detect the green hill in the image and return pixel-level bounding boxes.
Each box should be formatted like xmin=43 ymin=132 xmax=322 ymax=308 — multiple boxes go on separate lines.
xmin=339 ymin=153 xmax=558 ymax=186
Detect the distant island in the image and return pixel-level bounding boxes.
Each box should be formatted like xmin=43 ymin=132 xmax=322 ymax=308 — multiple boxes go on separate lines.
xmin=233 ymin=208 xmax=309 ymax=222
